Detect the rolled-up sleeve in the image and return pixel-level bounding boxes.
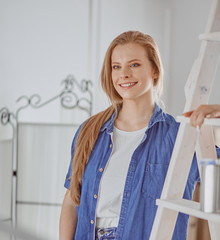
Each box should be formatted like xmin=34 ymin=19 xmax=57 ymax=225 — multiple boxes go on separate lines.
xmin=64 ymin=125 xmax=83 ymax=189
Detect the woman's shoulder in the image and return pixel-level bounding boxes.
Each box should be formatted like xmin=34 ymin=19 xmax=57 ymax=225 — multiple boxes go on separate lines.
xmin=159 ymin=110 xmax=180 ymax=138
xmin=155 ymin=104 xmax=179 ymax=127
xmin=163 ymin=111 xmax=179 ymax=125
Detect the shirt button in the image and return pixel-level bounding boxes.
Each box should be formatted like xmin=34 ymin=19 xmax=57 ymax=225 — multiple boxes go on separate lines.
xmin=90 ymin=220 xmax=94 ymax=224
xmin=94 ymin=194 xmax=98 ymax=199
xmin=110 ymin=144 xmax=113 ymax=148
xmin=99 ymin=168 xmax=103 ymax=172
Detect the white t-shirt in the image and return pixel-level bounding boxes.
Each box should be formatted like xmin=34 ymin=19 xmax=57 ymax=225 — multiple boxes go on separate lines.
xmin=95 ymin=125 xmax=147 ymax=228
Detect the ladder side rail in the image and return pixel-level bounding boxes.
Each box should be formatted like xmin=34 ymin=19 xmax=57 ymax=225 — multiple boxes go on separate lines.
xmin=196 ymin=125 xmax=217 ymax=160
xmin=158 ymin=40 xmax=219 ymax=199
xmin=149 ymin=124 xmax=198 ymax=240
xmin=205 ymin=0 xmax=220 ymax=33
xmin=149 ymin=207 xmax=178 ymax=240
xmin=201 ymin=1 xmax=220 ymax=237
xmin=196 ymin=125 xmax=218 ymax=240
xmin=150 ymin=0 xmax=220 ymax=238
xmin=162 ymin=124 xmax=198 ymax=199
xmin=150 ymin=42 xmax=220 ymax=239
xmin=184 ymin=42 xmax=220 ymax=112
xmin=150 ymin=41 xmax=219 ymax=239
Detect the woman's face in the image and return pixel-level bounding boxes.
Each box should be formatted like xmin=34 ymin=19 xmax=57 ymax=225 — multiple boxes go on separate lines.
xmin=111 ymin=43 xmax=157 ymax=102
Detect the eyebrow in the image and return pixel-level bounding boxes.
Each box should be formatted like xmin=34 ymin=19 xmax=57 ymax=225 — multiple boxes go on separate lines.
xmin=111 ymin=59 xmax=142 ymax=64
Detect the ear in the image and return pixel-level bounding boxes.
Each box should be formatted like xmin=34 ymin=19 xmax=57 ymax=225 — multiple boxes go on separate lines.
xmin=152 ymin=71 xmax=159 ymax=86
xmin=152 ymin=71 xmax=159 ymax=80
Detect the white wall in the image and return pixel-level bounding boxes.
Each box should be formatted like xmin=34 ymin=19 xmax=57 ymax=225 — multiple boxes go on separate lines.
xmin=0 ymin=0 xmax=90 ymax=124
xmin=92 ymin=0 xmax=172 ymax=113
xmin=1 ymin=0 xmax=219 ymax=121
xmin=168 ymin=0 xmax=220 ymax=116
xmin=0 ymin=0 xmax=173 ymax=122
xmin=93 ymin=0 xmax=220 ymax=116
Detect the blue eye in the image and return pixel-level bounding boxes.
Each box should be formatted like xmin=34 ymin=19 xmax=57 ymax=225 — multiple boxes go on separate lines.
xmin=131 ymin=63 xmax=139 ymax=67
xmin=112 ymin=65 xmax=120 ymax=69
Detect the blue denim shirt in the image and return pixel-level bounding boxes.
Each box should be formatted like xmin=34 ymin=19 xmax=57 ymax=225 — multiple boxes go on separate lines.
xmin=65 ymin=104 xmax=215 ymax=240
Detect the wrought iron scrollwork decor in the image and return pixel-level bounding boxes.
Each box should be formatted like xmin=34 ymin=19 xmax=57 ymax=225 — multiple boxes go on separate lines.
xmin=1 ymin=75 xmax=93 ymax=128
xmin=0 ymin=107 xmax=14 ymax=126
xmin=60 ymin=75 xmax=93 ymax=114
xmin=14 ymin=75 xmax=93 ymax=118
xmin=0 ymin=75 xmax=93 ymax=231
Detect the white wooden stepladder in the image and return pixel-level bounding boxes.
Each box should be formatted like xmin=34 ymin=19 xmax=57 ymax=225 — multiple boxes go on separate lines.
xmin=149 ymin=0 xmax=220 ymax=239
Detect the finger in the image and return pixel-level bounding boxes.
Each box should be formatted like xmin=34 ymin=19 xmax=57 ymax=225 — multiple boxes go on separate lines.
xmin=196 ymin=113 xmax=205 ymax=129
xmin=182 ymin=111 xmax=193 ymax=117
xmin=190 ymin=111 xmax=205 ymax=128
xmin=206 ymin=110 xmax=220 ymax=118
xmin=190 ymin=112 xmax=199 ymax=127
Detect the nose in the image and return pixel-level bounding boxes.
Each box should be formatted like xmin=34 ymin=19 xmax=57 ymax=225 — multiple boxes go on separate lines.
xmin=120 ymin=66 xmax=131 ymax=80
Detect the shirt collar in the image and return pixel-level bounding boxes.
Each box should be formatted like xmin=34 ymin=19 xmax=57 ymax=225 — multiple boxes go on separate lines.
xmin=100 ymin=103 xmax=165 ymax=134
xmin=100 ymin=111 xmax=116 ymax=134
xmin=147 ymin=103 xmax=165 ymax=129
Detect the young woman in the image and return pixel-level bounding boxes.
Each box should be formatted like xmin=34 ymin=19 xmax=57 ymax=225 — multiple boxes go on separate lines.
xmin=59 ymin=31 xmax=203 ymax=240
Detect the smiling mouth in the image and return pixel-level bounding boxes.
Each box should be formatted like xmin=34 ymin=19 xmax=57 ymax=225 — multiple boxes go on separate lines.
xmin=119 ymin=82 xmax=137 ymax=87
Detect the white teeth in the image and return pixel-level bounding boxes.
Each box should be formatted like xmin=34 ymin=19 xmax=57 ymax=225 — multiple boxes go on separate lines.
xmin=120 ymin=82 xmax=136 ymax=87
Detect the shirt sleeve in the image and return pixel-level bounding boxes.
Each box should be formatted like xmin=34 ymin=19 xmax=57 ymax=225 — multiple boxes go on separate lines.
xmin=216 ymin=146 xmax=220 ymax=159
xmin=64 ymin=124 xmax=83 ymax=189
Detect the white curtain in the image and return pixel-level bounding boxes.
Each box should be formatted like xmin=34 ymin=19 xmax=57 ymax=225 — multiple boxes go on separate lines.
xmin=0 ymin=139 xmax=13 ymax=240
xmin=0 ymin=139 xmax=13 ymax=220
xmin=17 ymin=122 xmax=78 ymax=240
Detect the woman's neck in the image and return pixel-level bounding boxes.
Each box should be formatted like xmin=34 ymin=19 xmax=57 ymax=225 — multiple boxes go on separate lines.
xmin=115 ymin=99 xmax=155 ymax=132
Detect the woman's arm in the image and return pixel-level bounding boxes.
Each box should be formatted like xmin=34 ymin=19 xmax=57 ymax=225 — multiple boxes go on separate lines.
xmin=59 ymin=190 xmax=77 ymax=240
xmin=183 ymin=104 xmax=220 ymax=128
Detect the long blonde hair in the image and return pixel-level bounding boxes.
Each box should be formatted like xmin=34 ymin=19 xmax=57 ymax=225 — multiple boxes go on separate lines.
xmin=70 ymin=31 xmax=164 ymax=205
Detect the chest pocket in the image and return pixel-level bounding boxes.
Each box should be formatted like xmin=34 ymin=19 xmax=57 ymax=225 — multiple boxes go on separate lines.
xmin=141 ymin=163 xmax=169 ymax=199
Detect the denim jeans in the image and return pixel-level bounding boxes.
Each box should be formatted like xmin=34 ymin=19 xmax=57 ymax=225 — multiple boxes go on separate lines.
xmin=95 ymin=227 xmax=117 ymax=240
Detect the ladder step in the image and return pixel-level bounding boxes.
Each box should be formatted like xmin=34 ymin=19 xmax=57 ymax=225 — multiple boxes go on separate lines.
xmin=156 ymin=199 xmax=220 ymax=223
xmin=176 ymin=116 xmax=220 ymax=127
xmin=199 ymin=32 xmax=220 ymax=41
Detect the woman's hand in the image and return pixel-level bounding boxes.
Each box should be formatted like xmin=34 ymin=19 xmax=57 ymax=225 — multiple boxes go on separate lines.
xmin=183 ymin=104 xmax=220 ymax=128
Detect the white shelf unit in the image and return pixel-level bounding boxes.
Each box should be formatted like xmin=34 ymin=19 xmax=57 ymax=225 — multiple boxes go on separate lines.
xmin=176 ymin=116 xmax=220 ymax=127
xmin=156 ymin=199 xmax=220 ymax=223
